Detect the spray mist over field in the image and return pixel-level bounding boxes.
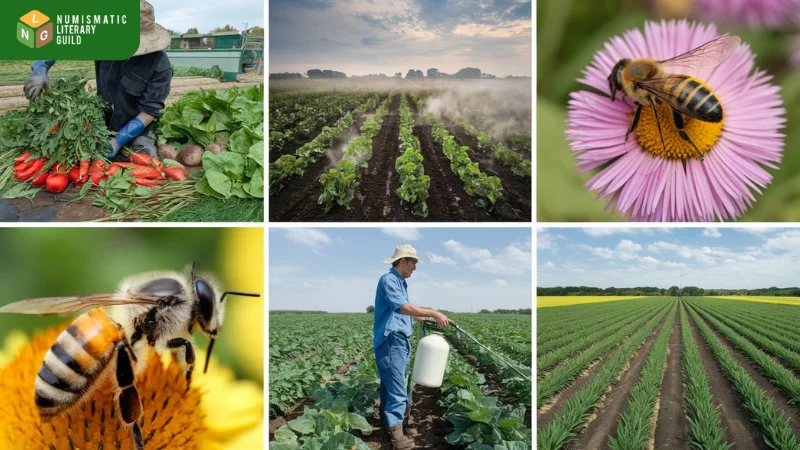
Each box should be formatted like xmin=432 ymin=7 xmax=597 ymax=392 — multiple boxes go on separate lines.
xmin=269 ymin=78 xmax=531 ymax=138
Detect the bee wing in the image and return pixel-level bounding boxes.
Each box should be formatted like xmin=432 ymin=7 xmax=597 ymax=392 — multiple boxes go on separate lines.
xmin=659 ymin=35 xmax=741 ymax=73
xmin=0 ymin=292 xmax=162 ymax=317
xmin=633 ymin=76 xmax=691 ymax=111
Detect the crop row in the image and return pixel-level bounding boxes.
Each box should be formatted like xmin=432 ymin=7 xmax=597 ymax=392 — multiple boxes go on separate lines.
xmin=538 ymin=301 xmax=675 ymax=450
xmin=395 ymin=94 xmax=430 ymax=217
xmin=423 ymin=112 xmax=504 ymax=211
xmin=538 ymin=301 xmax=660 ymax=373
xmin=456 ymin=120 xmax=531 ymax=178
xmin=538 ymin=300 xmax=659 ymax=355
xmin=317 ymin=94 xmax=394 ymax=211
xmin=537 ymin=301 xmax=670 ymax=407
xmin=684 ymin=301 xmax=800 ymax=449
xmin=537 ymin=298 xmax=654 ymax=338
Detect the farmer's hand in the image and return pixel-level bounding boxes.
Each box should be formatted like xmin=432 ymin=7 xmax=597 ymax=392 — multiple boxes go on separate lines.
xmin=106 ymin=138 xmax=122 ymax=158
xmin=24 ymin=61 xmax=55 ymax=100
xmin=431 ymin=311 xmax=450 ymax=328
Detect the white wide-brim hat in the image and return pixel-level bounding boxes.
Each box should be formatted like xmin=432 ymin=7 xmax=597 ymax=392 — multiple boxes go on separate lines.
xmin=382 ymin=244 xmax=425 ymax=265
xmin=133 ymin=0 xmax=172 ymax=57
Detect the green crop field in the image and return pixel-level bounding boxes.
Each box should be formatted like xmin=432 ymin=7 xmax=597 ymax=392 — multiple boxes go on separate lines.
xmin=537 ymin=296 xmax=800 ymax=450
xmin=268 ymin=313 xmax=532 ymax=449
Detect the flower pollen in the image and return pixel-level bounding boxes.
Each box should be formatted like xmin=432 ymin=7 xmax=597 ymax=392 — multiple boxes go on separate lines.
xmin=634 ymin=101 xmax=724 ymax=160
xmin=0 ymin=326 xmax=208 ymax=450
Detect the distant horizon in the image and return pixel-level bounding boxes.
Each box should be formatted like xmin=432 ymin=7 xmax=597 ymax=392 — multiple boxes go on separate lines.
xmin=269 ymin=0 xmax=532 ymax=78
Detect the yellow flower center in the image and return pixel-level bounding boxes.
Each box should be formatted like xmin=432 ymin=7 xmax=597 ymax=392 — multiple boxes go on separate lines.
xmin=634 ymin=101 xmax=723 ymax=160
xmin=0 ymin=326 xmax=207 ymax=450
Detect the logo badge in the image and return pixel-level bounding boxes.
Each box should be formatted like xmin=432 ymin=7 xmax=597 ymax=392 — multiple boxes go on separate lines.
xmin=18 ymin=10 xmax=53 ymax=49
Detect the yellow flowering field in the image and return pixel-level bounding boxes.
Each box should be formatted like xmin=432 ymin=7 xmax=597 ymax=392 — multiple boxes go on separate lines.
xmin=707 ymin=296 xmax=800 ymax=306
xmin=537 ymin=296 xmax=648 ymax=308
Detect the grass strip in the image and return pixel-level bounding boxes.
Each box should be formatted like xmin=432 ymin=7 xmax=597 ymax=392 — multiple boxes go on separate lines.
xmin=689 ymin=301 xmax=800 ymax=406
xmin=608 ymin=304 xmax=677 ymax=450
xmin=537 ymin=302 xmax=670 ymax=407
xmin=685 ymin=302 xmax=800 ymax=450
xmin=537 ymin=301 xmax=674 ymax=450
xmin=539 ymin=304 xmax=658 ymax=372
xmin=677 ymin=303 xmax=731 ymax=450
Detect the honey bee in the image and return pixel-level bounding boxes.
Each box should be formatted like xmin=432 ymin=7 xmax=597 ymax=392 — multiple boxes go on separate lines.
xmin=0 ymin=264 xmax=260 ymax=450
xmin=607 ymin=35 xmax=741 ymax=161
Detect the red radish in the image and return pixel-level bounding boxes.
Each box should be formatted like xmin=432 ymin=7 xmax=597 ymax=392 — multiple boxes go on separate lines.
xmin=130 ymin=165 xmax=163 ymax=179
xmin=45 ymin=173 xmax=68 ymax=193
xmin=49 ymin=124 xmax=59 ymax=135
xmin=127 ymin=151 xmax=153 ymax=166
xmin=14 ymin=160 xmax=33 ymax=174
xmin=14 ymin=152 xmax=32 ymax=165
xmin=105 ymin=163 xmax=122 ymax=176
xmin=90 ymin=173 xmax=104 ymax=185
xmin=165 ymin=166 xmax=188 ymax=181
xmin=79 ymin=159 xmax=89 ymax=182
xmin=31 ymin=172 xmax=49 ymax=187
xmin=134 ymin=177 xmax=161 ymax=187
xmin=67 ymin=167 xmax=81 ymax=183
xmin=15 ymin=159 xmax=46 ymax=181
xmin=152 ymin=159 xmax=165 ymax=173
xmin=115 ymin=162 xmax=136 ymax=169
xmin=51 ymin=162 xmax=67 ymax=174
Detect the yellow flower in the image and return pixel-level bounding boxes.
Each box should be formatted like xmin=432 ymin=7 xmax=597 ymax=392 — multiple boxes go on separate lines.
xmin=0 ymin=326 xmax=263 ymax=450
xmin=222 ymin=227 xmax=264 ymax=383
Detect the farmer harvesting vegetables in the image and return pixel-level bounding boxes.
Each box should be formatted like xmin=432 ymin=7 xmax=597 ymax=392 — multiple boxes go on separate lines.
xmin=23 ymin=0 xmax=172 ymax=161
xmin=374 ymin=245 xmax=450 ymax=450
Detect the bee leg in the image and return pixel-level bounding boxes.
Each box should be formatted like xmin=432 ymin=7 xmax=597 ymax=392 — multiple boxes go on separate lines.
xmin=625 ymin=103 xmax=643 ymax=142
xmin=167 ymin=338 xmax=195 ymax=390
xmin=649 ymin=98 xmax=667 ymax=153
xmin=671 ymin=108 xmax=704 ymax=161
xmin=115 ymin=341 xmax=145 ymax=450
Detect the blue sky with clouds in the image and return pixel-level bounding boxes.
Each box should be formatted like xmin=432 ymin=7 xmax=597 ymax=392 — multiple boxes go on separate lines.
xmin=150 ymin=0 xmax=263 ymax=34
xmin=538 ymin=227 xmax=800 ymax=289
xmin=269 ymin=0 xmax=532 ymax=77
xmin=270 ymin=227 xmax=532 ymax=312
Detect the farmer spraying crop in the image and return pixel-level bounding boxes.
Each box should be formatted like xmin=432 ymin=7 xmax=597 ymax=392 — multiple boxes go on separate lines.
xmin=374 ymin=244 xmax=450 ymax=449
xmin=23 ymin=0 xmax=172 ymax=161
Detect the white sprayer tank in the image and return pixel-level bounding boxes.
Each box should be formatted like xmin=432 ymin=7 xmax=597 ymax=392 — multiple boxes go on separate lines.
xmin=411 ymin=332 xmax=450 ymax=388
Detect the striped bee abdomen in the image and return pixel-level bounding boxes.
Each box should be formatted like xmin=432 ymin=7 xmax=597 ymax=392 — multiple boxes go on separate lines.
xmin=669 ymin=76 xmax=723 ymax=123
xmin=35 ymin=309 xmax=121 ymax=417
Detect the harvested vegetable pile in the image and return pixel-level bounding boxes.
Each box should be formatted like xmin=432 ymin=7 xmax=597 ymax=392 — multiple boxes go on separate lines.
xmin=0 ymin=77 xmax=110 ymax=198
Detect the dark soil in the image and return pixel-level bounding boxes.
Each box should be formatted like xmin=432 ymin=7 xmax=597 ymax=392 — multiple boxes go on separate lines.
xmin=685 ymin=305 xmax=770 ymax=449
xmin=0 ymin=192 xmax=106 ymax=222
xmin=268 ymin=111 xmax=372 ymax=221
xmin=537 ymin=306 xmax=667 ymax=429
xmin=689 ymin=304 xmax=800 ymax=438
xmin=448 ymin=124 xmax=531 ymax=221
xmin=653 ymin=307 xmax=689 ymax=449
xmin=269 ymin=94 xmax=530 ymax=222
xmin=565 ymin=308 xmax=671 ymax=450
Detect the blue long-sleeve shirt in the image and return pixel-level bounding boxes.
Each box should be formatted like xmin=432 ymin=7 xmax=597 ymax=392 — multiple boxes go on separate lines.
xmin=373 ymin=268 xmax=413 ymax=350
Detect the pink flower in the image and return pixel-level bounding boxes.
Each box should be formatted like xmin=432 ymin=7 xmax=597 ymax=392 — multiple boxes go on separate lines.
xmin=696 ymin=0 xmax=800 ymax=29
xmin=567 ymin=20 xmax=785 ymax=222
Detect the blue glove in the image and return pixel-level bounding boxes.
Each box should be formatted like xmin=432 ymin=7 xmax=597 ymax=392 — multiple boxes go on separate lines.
xmin=24 ymin=60 xmax=55 ymax=100
xmin=108 ymin=117 xmax=146 ymax=158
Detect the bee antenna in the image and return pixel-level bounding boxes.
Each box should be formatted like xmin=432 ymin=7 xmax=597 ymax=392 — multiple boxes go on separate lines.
xmin=204 ymin=338 xmax=215 ymax=374
xmin=220 ymin=290 xmax=261 ymax=303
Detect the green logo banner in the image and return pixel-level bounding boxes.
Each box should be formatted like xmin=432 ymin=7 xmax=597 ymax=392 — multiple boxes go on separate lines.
xmin=1 ymin=0 xmax=140 ymax=60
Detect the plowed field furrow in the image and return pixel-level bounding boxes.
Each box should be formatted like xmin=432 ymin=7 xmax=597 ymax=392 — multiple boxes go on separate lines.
xmin=653 ymin=307 xmax=688 ymax=449
xmin=686 ymin=304 xmax=780 ymax=449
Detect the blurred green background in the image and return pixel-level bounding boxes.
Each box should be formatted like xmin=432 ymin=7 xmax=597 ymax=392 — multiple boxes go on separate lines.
xmin=0 ymin=227 xmax=263 ymax=383
xmin=537 ymin=0 xmax=800 ymax=221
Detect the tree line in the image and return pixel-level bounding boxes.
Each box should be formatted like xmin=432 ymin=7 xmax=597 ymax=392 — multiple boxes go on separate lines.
xmin=538 ymin=286 xmax=800 ymax=297
xmin=269 ymin=67 xmax=524 ymax=80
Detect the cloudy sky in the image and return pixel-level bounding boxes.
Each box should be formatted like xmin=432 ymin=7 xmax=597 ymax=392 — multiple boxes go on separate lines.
xmin=269 ymin=0 xmax=532 ymax=77
xmin=270 ymin=227 xmax=531 ymax=313
xmin=538 ymin=228 xmax=800 ymax=289
xmin=150 ymin=0 xmax=263 ymax=34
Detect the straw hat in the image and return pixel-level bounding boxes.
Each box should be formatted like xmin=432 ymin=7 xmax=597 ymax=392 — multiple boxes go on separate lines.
xmin=133 ymin=0 xmax=172 ymax=57
xmin=382 ymin=245 xmax=425 ymax=265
